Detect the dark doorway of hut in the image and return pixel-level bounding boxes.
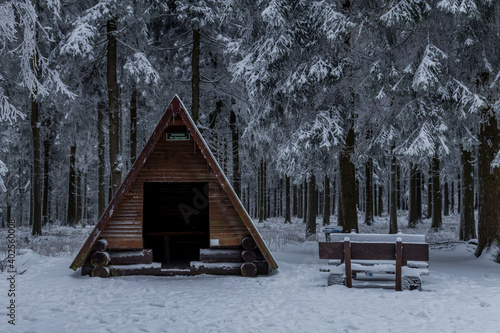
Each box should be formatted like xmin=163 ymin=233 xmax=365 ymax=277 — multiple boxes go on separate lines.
xmin=143 ymin=182 xmax=210 ymax=269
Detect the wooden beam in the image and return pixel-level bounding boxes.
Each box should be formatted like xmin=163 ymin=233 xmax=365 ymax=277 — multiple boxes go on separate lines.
xmin=395 ymin=238 xmax=402 ymax=291
xmin=344 ymin=238 xmax=352 ymax=288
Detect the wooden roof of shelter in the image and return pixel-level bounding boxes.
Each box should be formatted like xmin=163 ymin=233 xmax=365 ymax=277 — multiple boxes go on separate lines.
xmin=70 ymin=96 xmax=278 ymax=271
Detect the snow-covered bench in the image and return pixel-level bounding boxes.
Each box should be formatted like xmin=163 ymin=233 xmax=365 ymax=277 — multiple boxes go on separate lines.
xmin=318 ymin=232 xmax=429 ymax=291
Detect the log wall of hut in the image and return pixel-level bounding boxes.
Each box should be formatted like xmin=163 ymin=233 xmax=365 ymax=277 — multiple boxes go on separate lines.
xmin=100 ymin=119 xmax=249 ymax=251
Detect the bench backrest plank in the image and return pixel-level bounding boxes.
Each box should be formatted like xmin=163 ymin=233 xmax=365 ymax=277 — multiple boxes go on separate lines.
xmin=318 ymin=242 xmax=429 ymax=262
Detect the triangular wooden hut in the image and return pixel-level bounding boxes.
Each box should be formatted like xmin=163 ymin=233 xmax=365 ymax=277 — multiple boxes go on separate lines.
xmin=71 ymin=96 xmax=277 ymax=277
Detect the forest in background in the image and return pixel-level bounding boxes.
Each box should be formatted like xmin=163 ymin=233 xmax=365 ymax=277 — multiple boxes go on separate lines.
xmin=0 ymin=0 xmax=499 ymax=258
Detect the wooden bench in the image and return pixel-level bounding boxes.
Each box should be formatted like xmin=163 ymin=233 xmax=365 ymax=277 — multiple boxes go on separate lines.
xmin=318 ymin=233 xmax=429 ymax=291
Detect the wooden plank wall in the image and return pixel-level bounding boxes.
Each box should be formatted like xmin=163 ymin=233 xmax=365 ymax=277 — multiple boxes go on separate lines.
xmin=209 ymin=181 xmax=249 ymax=247
xmin=101 ymin=120 xmax=248 ymax=250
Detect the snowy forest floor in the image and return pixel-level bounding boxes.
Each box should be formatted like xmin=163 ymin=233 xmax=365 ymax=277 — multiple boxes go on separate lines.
xmin=1 ymin=213 xmax=500 ymax=333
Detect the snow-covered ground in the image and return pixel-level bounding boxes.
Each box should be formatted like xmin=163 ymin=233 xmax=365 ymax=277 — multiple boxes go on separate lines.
xmin=1 ymin=215 xmax=499 ymax=333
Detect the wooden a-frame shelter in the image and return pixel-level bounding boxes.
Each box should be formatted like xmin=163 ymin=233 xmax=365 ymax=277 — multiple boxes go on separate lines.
xmin=70 ymin=96 xmax=277 ymax=277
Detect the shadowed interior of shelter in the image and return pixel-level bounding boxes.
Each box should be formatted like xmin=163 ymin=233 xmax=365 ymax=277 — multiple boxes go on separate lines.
xmin=143 ymin=182 xmax=210 ymax=266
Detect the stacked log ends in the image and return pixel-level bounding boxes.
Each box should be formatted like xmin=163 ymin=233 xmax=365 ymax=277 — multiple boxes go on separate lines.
xmin=94 ymin=239 xmax=109 ymax=252
xmin=241 ymin=250 xmax=257 ymax=263
xmin=90 ymin=249 xmax=111 ymax=278
xmin=241 ymin=236 xmax=257 ymax=251
xmin=240 ymin=262 xmax=257 ymax=277
xmin=91 ymin=266 xmax=110 ymax=278
xmin=91 ymin=251 xmax=111 ymax=267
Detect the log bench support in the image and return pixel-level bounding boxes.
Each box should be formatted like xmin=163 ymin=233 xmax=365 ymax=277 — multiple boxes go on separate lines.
xmin=319 ymin=234 xmax=429 ymax=291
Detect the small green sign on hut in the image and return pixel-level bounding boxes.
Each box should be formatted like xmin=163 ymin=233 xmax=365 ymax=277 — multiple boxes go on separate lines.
xmin=166 ymin=132 xmax=190 ymax=140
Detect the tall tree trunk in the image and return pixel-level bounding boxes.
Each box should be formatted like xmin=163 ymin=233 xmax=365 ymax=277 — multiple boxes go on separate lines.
xmin=98 ymin=102 xmax=106 ymax=216
xmin=431 ymin=153 xmax=442 ymax=230
xmin=416 ymin=169 xmax=422 ymax=221
xmin=457 ymin=173 xmax=461 ymax=214
xmin=475 ymin=111 xmax=500 ymax=256
xmin=230 ymin=109 xmax=240 ymax=198
xmin=408 ymin=162 xmax=418 ymax=228
xmin=76 ymin=169 xmax=82 ymax=225
xmin=332 ymin=176 xmax=336 ymax=216
xmin=396 ymin=165 xmax=401 ymax=210
xmin=450 ymin=181 xmax=455 ymax=214
xmin=460 ymin=147 xmax=476 ymax=241
xmin=339 ymin=125 xmax=358 ymax=232
xmin=285 ymin=175 xmax=291 ymax=223
xmin=191 ymin=29 xmax=200 ymax=123
xmin=426 ymin=169 xmax=432 ymax=219
xmin=18 ymin=162 xmax=23 ymax=226
xmin=337 ymin=159 xmax=344 ymax=227
xmin=31 ymin=78 xmax=42 ymax=236
xmin=306 ymin=174 xmax=317 ymax=237
xmin=67 ymin=145 xmax=77 ymax=226
xmin=42 ymin=133 xmax=50 ymax=226
xmin=389 ymin=150 xmax=398 ymax=234
xmin=378 ymin=185 xmax=383 ymax=216
xmin=323 ymin=175 xmax=330 ymax=226
xmin=364 ymin=159 xmax=373 ymax=225
xmin=130 ymin=86 xmax=137 ymax=166
xmin=443 ymin=182 xmax=450 ymax=216
xmin=258 ymin=160 xmax=264 ymax=223
xmin=263 ymin=161 xmax=267 ymax=219
xmin=107 ymin=18 xmax=122 ymax=197
xmin=303 ymin=180 xmax=308 ymax=224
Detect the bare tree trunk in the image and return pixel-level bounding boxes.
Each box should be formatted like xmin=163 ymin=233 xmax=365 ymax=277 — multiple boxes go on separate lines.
xmin=408 ymin=162 xmax=418 ymax=228
xmin=230 ymin=109 xmax=240 ymax=198
xmin=76 ymin=169 xmax=82 ymax=225
xmin=396 ymin=165 xmax=401 ymax=210
xmin=18 ymin=162 xmax=23 ymax=226
xmin=306 ymin=174 xmax=317 ymax=237
xmin=460 ymin=147 xmax=476 ymax=241
xmin=389 ymin=150 xmax=397 ymax=234
xmin=130 ymin=86 xmax=137 ymax=166
xmin=107 ymin=18 xmax=122 ymax=197
xmin=191 ymin=29 xmax=200 ymax=123
xmin=364 ymin=159 xmax=373 ymax=225
xmin=431 ymin=153 xmax=442 ymax=230
xmin=285 ymin=175 xmax=291 ymax=223
xmin=475 ymin=111 xmax=500 ymax=256
xmin=416 ymin=169 xmax=422 ymax=221
xmin=263 ymin=161 xmax=267 ymax=220
xmin=323 ymin=175 xmax=330 ymax=226
xmin=443 ymin=182 xmax=450 ymax=216
xmin=339 ymin=125 xmax=358 ymax=232
xmin=378 ymin=185 xmax=383 ymax=216
xmin=337 ymin=162 xmax=344 ymax=227
xmin=332 ymin=176 xmax=336 ymax=216
xmin=31 ymin=77 xmax=42 ymax=236
xmin=42 ymin=132 xmax=50 ymax=226
xmin=450 ymin=181 xmax=455 ymax=214
xmin=427 ymin=169 xmax=432 ymax=219
xmin=98 ymin=102 xmax=106 ymax=216
xmin=457 ymin=173 xmax=461 ymax=214
xmin=303 ymin=180 xmax=308 ymax=224
xmin=259 ymin=160 xmax=264 ymax=222
xmin=67 ymin=145 xmax=77 ymax=226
